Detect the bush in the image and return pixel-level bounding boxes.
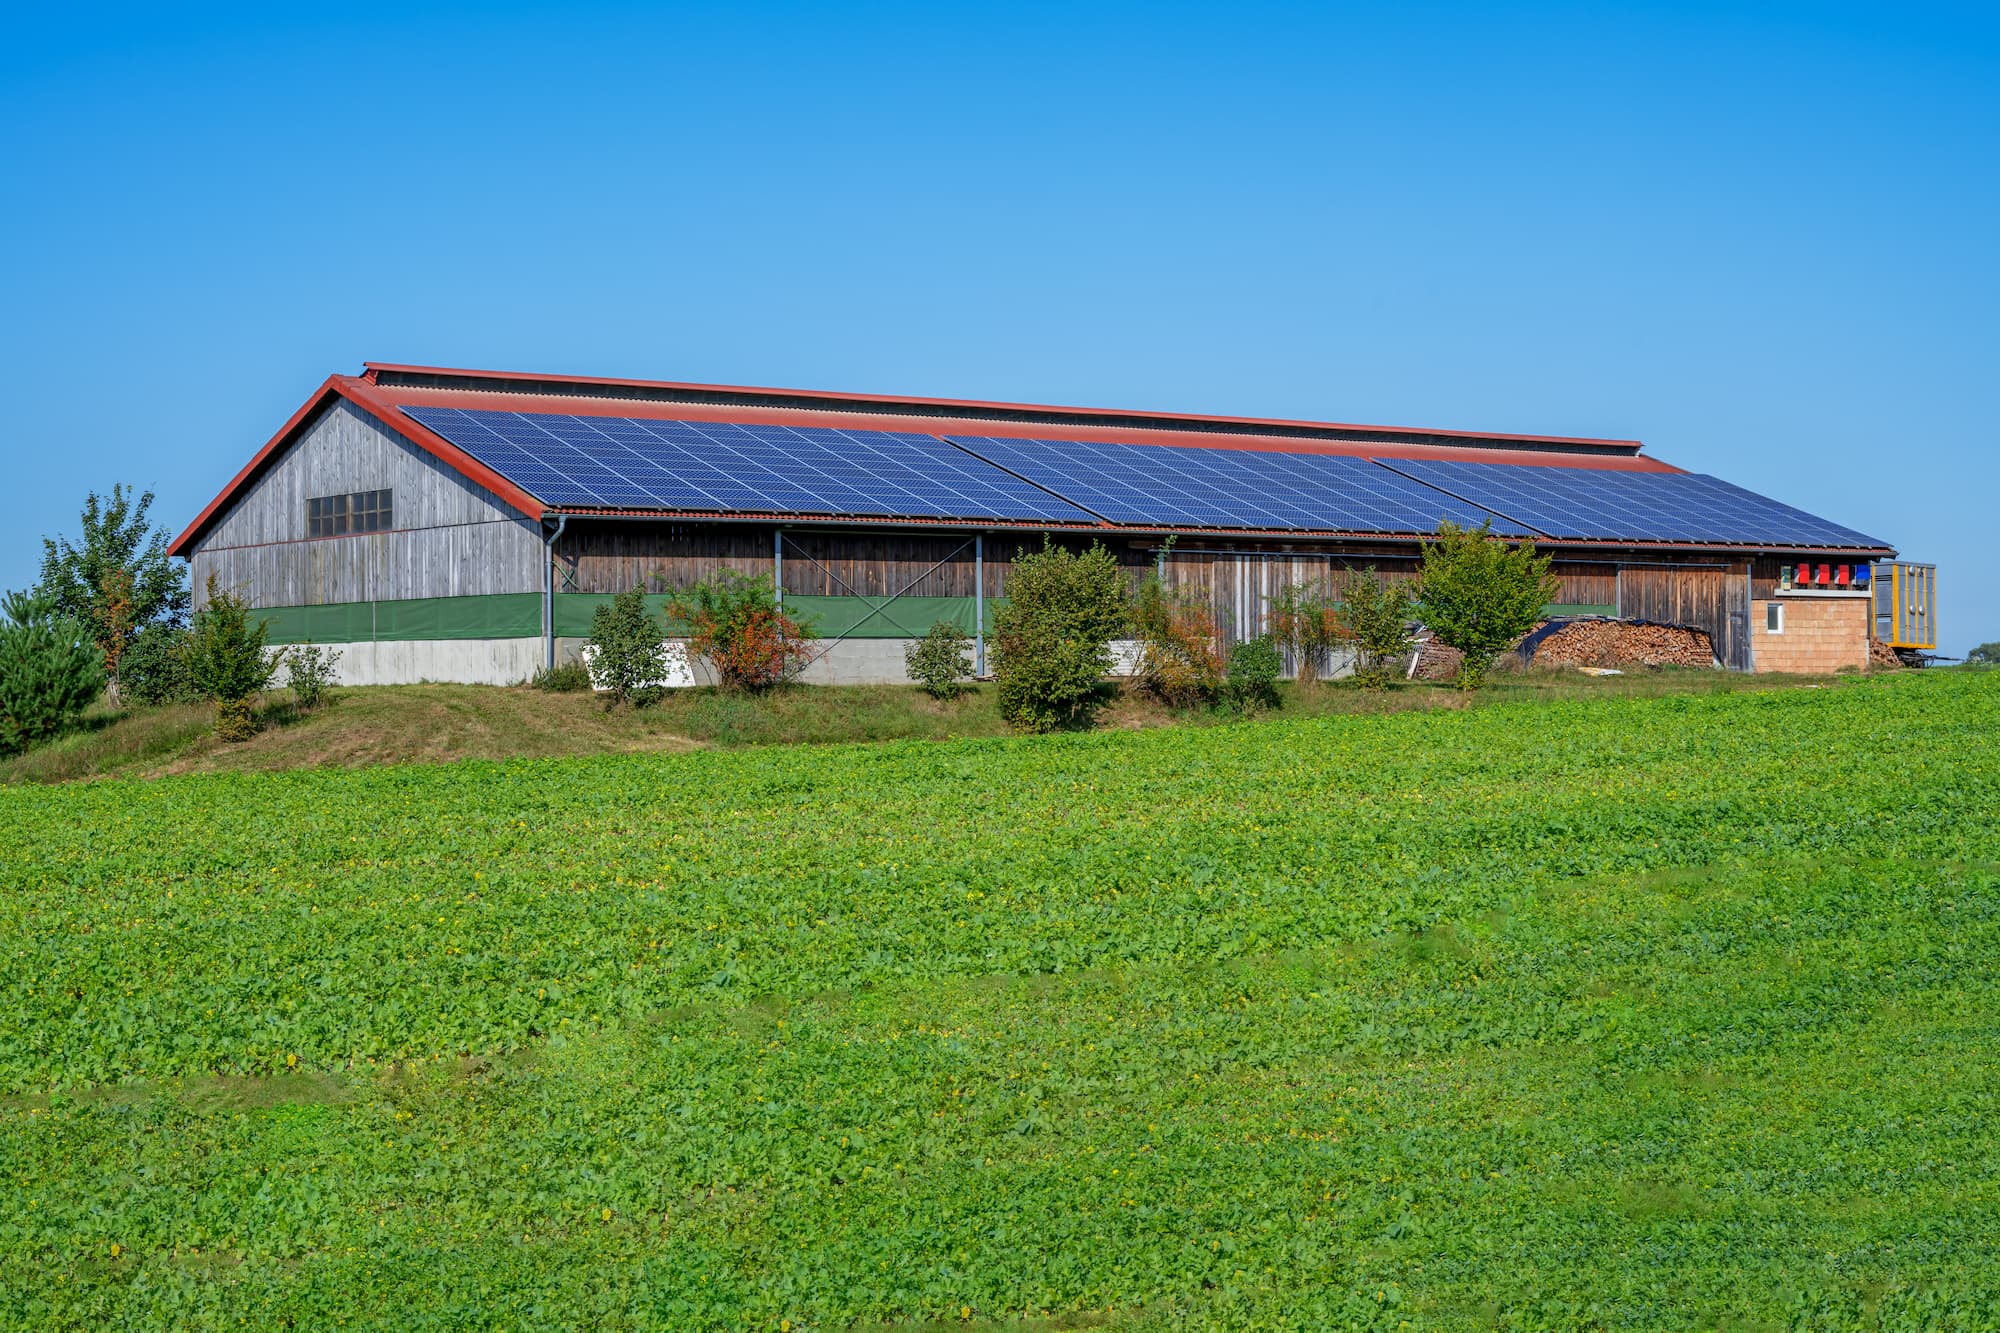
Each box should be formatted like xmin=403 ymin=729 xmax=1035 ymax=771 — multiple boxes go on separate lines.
xmin=184 ymin=577 xmax=280 ymax=741
xmin=905 ymin=621 xmax=974 ymax=700
xmin=586 ymin=587 xmax=684 ymax=707
xmin=1340 ymin=569 xmax=1417 ymax=689
xmin=1266 ymin=581 xmax=1345 ymax=687
xmin=120 ymin=621 xmax=198 ymax=705
xmin=1131 ymin=575 xmax=1223 ymax=708
xmin=0 ymin=590 xmax=104 ymax=755
xmin=287 ymin=643 xmax=341 ymax=711
xmin=992 ymin=540 xmax=1131 ymax=732
xmin=530 ymin=660 xmax=595 ymax=692
xmin=1222 ymin=635 xmax=1283 ymax=714
xmin=1416 ymin=522 xmax=1559 ymax=690
xmin=668 ymin=572 xmax=814 ymax=692
xmin=1968 ymin=642 xmax=1999 ymax=668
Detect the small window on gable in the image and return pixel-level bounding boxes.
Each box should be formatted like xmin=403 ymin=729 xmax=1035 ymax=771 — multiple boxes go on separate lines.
xmin=1766 ymin=603 xmax=1784 ymax=634
xmin=308 ymin=489 xmax=392 ymax=537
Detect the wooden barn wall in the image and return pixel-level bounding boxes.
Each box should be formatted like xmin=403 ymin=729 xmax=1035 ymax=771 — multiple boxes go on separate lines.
xmin=561 ymin=524 xmax=1152 ymax=598
xmin=1616 ymin=561 xmax=1751 ymax=669
xmin=189 ymin=400 xmax=541 ymax=607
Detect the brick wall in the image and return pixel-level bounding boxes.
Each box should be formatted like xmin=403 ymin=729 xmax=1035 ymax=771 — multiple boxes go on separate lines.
xmin=1752 ymin=595 xmax=1871 ymax=674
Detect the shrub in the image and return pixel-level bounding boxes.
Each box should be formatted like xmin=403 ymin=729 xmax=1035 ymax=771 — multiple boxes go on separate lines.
xmin=1340 ymin=569 xmax=1418 ymax=689
xmin=1969 ymin=642 xmax=1999 ymax=668
xmin=1416 ymin=521 xmax=1559 ymax=690
xmin=905 ymin=621 xmax=974 ymax=700
xmin=0 ymin=590 xmax=104 ymax=755
xmin=992 ymin=539 xmax=1131 ymax=732
xmin=1266 ymin=581 xmax=1346 ymax=687
xmin=668 ymin=571 xmax=814 ymax=692
xmin=1131 ymin=575 xmax=1223 ymax=708
xmin=1222 ymin=635 xmax=1283 ymax=714
xmin=121 ymin=621 xmax=198 ymax=705
xmin=286 ymin=643 xmax=341 ymax=711
xmin=184 ymin=576 xmax=280 ymax=741
xmin=586 ymin=587 xmax=685 ymax=707
xmin=530 ymin=660 xmax=594 ymax=692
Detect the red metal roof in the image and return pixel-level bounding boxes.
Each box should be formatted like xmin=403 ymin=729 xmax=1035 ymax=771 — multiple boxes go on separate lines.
xmin=178 ymin=363 xmax=1858 ymax=559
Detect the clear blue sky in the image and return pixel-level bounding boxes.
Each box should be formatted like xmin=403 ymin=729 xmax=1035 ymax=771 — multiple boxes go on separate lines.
xmin=5 ymin=2 xmax=1994 ymax=654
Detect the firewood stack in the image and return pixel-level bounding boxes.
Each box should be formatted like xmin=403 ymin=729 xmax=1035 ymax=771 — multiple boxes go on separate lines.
xmin=1530 ymin=619 xmax=1716 ymax=669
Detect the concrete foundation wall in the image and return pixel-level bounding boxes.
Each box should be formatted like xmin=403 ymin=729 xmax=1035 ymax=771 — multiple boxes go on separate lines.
xmin=281 ymin=637 xmax=547 ymax=687
xmin=1752 ymin=595 xmax=1871 ymax=674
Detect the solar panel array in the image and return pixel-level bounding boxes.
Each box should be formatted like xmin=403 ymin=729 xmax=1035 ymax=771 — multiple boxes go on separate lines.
xmin=1379 ymin=459 xmax=1884 ymax=547
xmin=402 ymin=407 xmax=1099 ymax=524
xmin=946 ymin=435 xmax=1533 ymax=535
xmin=400 ymin=405 xmax=1885 ymax=548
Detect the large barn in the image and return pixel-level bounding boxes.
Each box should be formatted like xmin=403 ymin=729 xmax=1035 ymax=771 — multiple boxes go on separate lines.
xmin=170 ymin=363 xmax=1896 ymax=684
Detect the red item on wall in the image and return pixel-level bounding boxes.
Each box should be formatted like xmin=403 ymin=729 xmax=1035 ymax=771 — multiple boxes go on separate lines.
xmin=1816 ymin=563 xmax=1832 ymax=586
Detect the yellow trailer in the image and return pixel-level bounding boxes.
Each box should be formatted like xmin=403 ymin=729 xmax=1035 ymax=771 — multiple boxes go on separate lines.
xmin=1874 ymin=562 xmax=1937 ymax=652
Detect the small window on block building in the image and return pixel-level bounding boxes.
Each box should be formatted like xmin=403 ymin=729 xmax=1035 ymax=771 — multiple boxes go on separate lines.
xmin=1766 ymin=603 xmax=1784 ymax=634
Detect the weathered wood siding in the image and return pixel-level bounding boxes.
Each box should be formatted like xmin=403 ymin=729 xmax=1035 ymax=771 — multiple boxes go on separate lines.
xmin=188 ymin=401 xmax=542 ymax=607
xmin=1617 ymin=563 xmax=1751 ymax=668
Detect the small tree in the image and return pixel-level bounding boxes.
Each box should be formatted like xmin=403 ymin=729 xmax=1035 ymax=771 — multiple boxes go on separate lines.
xmin=1969 ymin=642 xmax=1999 ymax=668
xmin=1416 ymin=521 xmax=1559 ymax=690
xmin=37 ymin=487 xmax=191 ymax=694
xmin=586 ymin=587 xmax=683 ymax=707
xmin=1340 ymin=568 xmax=1417 ymax=689
xmin=121 ymin=621 xmax=198 ymax=705
xmin=286 ymin=643 xmax=342 ymax=711
xmin=667 ymin=571 xmax=814 ymax=692
xmin=1222 ymin=635 xmax=1283 ymax=714
xmin=1265 ymin=580 xmax=1345 ymax=687
xmin=0 ymin=591 xmax=104 ymax=755
xmin=991 ymin=539 xmax=1131 ymax=732
xmin=1130 ymin=574 xmax=1223 ymax=708
xmin=184 ymin=576 xmax=281 ymax=741
xmin=905 ymin=621 xmax=974 ymax=700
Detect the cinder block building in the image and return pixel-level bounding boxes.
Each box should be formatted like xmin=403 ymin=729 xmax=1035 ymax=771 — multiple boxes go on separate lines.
xmin=171 ymin=363 xmax=1899 ymax=683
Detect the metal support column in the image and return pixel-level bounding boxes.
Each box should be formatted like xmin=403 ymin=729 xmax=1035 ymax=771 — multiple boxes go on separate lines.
xmin=773 ymin=528 xmax=784 ymax=610
xmin=974 ymin=533 xmax=985 ymax=676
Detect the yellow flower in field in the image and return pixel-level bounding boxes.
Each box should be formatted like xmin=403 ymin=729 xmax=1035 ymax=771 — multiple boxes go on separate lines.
xmin=961 ymin=1308 xmax=970 ymax=1321
xmin=110 ymin=1244 xmax=121 ymax=1258
xmin=286 ymin=1053 xmax=298 ymax=1069
xmin=601 ymin=1207 xmax=612 ymax=1222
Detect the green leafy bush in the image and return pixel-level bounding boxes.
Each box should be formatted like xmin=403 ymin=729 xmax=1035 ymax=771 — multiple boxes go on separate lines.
xmin=1416 ymin=521 xmax=1559 ymax=690
xmin=530 ymin=660 xmax=595 ymax=692
xmin=1340 ymin=568 xmax=1417 ymax=689
xmin=0 ymin=590 xmax=104 ymax=755
xmin=667 ymin=571 xmax=814 ymax=692
xmin=37 ymin=485 xmax=190 ymax=702
xmin=1969 ymin=641 xmax=1999 ymax=668
xmin=1223 ymin=634 xmax=1283 ymax=714
xmin=586 ymin=587 xmax=683 ymax=707
xmin=286 ymin=643 xmax=341 ymax=711
xmin=1265 ymin=580 xmax=1345 ymax=687
xmin=905 ymin=621 xmax=974 ymax=700
xmin=1131 ymin=575 xmax=1223 ymax=707
xmin=119 ymin=621 xmax=198 ymax=705
xmin=184 ymin=577 xmax=279 ymax=741
xmin=992 ymin=539 xmax=1131 ymax=732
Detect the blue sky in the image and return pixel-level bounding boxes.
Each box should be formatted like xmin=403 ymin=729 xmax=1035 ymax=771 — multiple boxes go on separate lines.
xmin=4 ymin=2 xmax=1994 ymax=653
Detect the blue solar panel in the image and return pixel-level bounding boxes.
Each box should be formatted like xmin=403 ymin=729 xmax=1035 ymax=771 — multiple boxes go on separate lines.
xmin=1377 ymin=459 xmax=1887 ymax=547
xmin=402 ymin=407 xmax=1100 ymax=524
xmin=945 ymin=436 xmax=1530 ymax=535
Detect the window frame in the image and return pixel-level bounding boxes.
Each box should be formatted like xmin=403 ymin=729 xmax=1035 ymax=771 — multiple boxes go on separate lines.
xmin=1765 ymin=602 xmax=1784 ymax=635
xmin=307 ymin=488 xmax=393 ymax=538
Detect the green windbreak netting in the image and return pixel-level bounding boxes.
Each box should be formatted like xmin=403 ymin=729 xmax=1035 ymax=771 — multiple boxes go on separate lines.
xmin=554 ymin=594 xmax=995 ymax=640
xmin=257 ymin=594 xmax=543 ymax=644
xmin=1542 ymin=604 xmax=1618 ymax=618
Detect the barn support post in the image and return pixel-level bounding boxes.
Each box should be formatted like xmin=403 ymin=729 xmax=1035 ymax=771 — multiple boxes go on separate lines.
xmin=774 ymin=528 xmax=784 ymax=612
xmin=974 ymin=533 xmax=985 ymax=676
xmin=541 ymin=514 xmax=567 ymax=670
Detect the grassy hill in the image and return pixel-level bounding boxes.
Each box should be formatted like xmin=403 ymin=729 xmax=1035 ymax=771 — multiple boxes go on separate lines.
xmin=2 ymin=670 xmax=1995 ymax=1328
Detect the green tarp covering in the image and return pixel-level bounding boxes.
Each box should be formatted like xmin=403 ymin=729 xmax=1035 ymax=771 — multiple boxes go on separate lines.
xmin=257 ymin=594 xmax=543 ymax=645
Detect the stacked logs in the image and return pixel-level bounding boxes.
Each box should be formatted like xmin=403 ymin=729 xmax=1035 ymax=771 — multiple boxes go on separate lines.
xmin=1530 ymin=619 xmax=1715 ymax=669
xmin=1869 ymin=637 xmax=1903 ymax=670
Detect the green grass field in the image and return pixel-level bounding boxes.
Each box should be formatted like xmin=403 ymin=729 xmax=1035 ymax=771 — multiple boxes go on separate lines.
xmin=3 ymin=671 xmax=1996 ymax=1329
